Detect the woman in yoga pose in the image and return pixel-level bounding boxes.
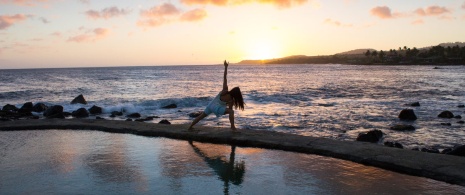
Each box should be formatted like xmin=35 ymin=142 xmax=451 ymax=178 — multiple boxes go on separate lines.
xmin=188 ymin=60 xmax=245 ymax=131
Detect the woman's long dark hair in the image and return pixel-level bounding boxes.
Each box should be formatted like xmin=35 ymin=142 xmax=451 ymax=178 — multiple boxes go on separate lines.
xmin=229 ymin=87 xmax=245 ymax=110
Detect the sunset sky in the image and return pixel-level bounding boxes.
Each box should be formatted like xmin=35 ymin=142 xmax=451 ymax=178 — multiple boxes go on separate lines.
xmin=1 ymin=0 xmax=464 ymax=68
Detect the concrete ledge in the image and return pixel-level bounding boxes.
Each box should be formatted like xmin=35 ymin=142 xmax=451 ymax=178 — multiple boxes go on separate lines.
xmin=1 ymin=119 xmax=465 ymax=186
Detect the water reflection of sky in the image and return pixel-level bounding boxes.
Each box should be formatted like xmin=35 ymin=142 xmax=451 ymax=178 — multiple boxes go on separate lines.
xmin=1 ymin=130 xmax=464 ymax=194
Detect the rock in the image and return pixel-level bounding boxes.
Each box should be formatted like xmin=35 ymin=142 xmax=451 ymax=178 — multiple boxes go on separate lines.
xmin=88 ymin=105 xmax=102 ymax=115
xmin=63 ymin=112 xmax=72 ymax=117
xmin=96 ymin=116 xmax=104 ymax=120
xmin=72 ymin=108 xmax=89 ymax=118
xmin=189 ymin=111 xmax=202 ymax=118
xmin=70 ymin=94 xmax=87 ymax=105
xmin=398 ymin=109 xmax=417 ymax=120
xmin=440 ymin=123 xmax=451 ymax=126
xmin=111 ymin=111 xmax=123 ymax=116
xmin=356 ymin=129 xmax=383 ymax=143
xmin=162 ymin=104 xmax=177 ymax=109
xmin=126 ymin=113 xmax=141 ymax=118
xmin=126 ymin=118 xmax=133 ymax=121
xmin=454 ymin=115 xmax=462 ymax=119
xmin=410 ymin=102 xmax=420 ymax=107
xmin=458 ymin=121 xmax=465 ymax=124
xmin=438 ymin=111 xmax=454 ymax=118
xmin=19 ymin=102 xmax=33 ymax=113
xmin=32 ymin=103 xmax=48 ymax=112
xmin=446 ymin=145 xmax=465 ymax=157
xmin=458 ymin=105 xmax=465 ymax=108
xmin=135 ymin=117 xmax=155 ymax=122
xmin=390 ymin=124 xmax=415 ymax=131
xmin=159 ymin=119 xmax=171 ymax=124
xmin=110 ymin=114 xmax=116 ymax=118
xmin=441 ymin=148 xmax=453 ymax=154
xmin=43 ymin=105 xmax=65 ymax=119
xmin=384 ymin=141 xmax=404 ymax=149
xmin=2 ymin=104 xmax=18 ymax=112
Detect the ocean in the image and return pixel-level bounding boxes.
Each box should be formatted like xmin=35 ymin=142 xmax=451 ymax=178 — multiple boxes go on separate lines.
xmin=1 ymin=64 xmax=464 ymax=150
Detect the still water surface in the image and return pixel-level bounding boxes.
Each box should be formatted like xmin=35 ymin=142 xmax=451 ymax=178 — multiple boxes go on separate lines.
xmin=1 ymin=130 xmax=464 ymax=194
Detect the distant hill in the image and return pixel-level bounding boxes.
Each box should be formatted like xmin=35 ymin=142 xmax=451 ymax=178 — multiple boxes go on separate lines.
xmin=336 ymin=49 xmax=375 ymax=55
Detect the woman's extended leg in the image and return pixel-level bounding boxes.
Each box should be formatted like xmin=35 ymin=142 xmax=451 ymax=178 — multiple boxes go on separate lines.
xmin=188 ymin=112 xmax=207 ymax=130
xmin=224 ymin=108 xmax=237 ymax=131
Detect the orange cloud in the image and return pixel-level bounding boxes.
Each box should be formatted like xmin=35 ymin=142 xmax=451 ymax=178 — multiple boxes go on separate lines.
xmin=414 ymin=6 xmax=450 ymax=16
xmin=370 ymin=6 xmax=392 ymax=19
xmin=180 ymin=9 xmax=207 ymax=22
xmin=0 ymin=14 xmax=28 ymax=30
xmin=67 ymin=28 xmax=110 ymax=43
xmin=0 ymin=0 xmax=49 ymax=6
xmin=180 ymin=0 xmax=307 ymax=8
xmin=85 ymin=7 xmax=130 ymax=20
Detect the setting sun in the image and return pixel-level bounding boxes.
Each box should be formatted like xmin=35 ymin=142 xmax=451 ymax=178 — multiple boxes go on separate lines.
xmin=244 ymin=40 xmax=281 ymax=60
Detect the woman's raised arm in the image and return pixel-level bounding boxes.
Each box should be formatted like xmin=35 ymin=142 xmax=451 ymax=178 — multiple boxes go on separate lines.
xmin=222 ymin=60 xmax=229 ymax=93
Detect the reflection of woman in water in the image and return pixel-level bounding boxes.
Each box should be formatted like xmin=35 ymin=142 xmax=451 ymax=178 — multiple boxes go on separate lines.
xmin=189 ymin=141 xmax=245 ymax=194
xmin=188 ymin=60 xmax=245 ymax=131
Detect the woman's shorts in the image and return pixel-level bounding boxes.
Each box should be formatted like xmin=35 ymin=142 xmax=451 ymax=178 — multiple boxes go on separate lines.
xmin=204 ymin=105 xmax=226 ymax=117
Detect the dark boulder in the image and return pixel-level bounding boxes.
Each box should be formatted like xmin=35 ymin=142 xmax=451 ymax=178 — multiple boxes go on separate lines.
xmin=189 ymin=111 xmax=202 ymax=118
xmin=135 ymin=117 xmax=155 ymax=122
xmin=63 ymin=112 xmax=72 ymax=117
xmin=441 ymin=123 xmax=452 ymax=126
xmin=410 ymin=102 xmax=420 ymax=107
xmin=2 ymin=104 xmax=18 ymax=112
xmin=126 ymin=113 xmax=141 ymax=118
xmin=454 ymin=115 xmax=462 ymax=119
xmin=32 ymin=103 xmax=48 ymax=112
xmin=458 ymin=105 xmax=465 ymax=108
xmin=162 ymin=104 xmax=177 ymax=109
xmin=421 ymin=148 xmax=440 ymax=153
xmin=446 ymin=145 xmax=465 ymax=157
xmin=384 ymin=141 xmax=403 ymax=149
xmin=88 ymin=105 xmax=102 ymax=115
xmin=159 ymin=119 xmax=171 ymax=124
xmin=96 ymin=116 xmax=105 ymax=120
xmin=70 ymin=94 xmax=87 ymax=105
xmin=126 ymin=118 xmax=133 ymax=121
xmin=458 ymin=121 xmax=464 ymax=124
xmin=398 ymin=109 xmax=417 ymax=120
xmin=19 ymin=102 xmax=33 ymax=113
xmin=72 ymin=108 xmax=89 ymax=118
xmin=438 ymin=111 xmax=454 ymax=118
xmin=356 ymin=129 xmax=383 ymax=143
xmin=390 ymin=124 xmax=415 ymax=131
xmin=44 ymin=105 xmax=65 ymax=119
xmin=111 ymin=111 xmax=123 ymax=117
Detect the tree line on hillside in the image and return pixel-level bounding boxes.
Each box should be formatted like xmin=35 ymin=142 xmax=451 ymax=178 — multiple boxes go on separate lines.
xmin=265 ymin=44 xmax=465 ymax=65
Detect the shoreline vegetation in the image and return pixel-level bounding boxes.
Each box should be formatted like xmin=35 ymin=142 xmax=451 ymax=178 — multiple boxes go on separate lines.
xmin=237 ymin=42 xmax=465 ymax=65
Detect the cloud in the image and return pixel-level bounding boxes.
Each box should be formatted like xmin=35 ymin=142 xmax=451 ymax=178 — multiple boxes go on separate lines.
xmin=39 ymin=17 xmax=49 ymax=23
xmin=138 ymin=3 xmax=207 ymax=28
xmin=180 ymin=0 xmax=307 ymax=8
xmin=67 ymin=28 xmax=110 ymax=43
xmin=370 ymin=6 xmax=393 ymax=19
xmin=85 ymin=6 xmax=130 ymax=20
xmin=414 ymin=6 xmax=450 ymax=16
xmin=180 ymin=9 xmax=207 ymax=22
xmin=50 ymin=31 xmax=61 ymax=37
xmin=0 ymin=0 xmax=50 ymax=6
xmin=463 ymin=2 xmax=465 ymax=9
xmin=79 ymin=0 xmax=89 ymax=4
xmin=0 ymin=14 xmax=28 ymax=30
xmin=323 ymin=18 xmax=352 ymax=27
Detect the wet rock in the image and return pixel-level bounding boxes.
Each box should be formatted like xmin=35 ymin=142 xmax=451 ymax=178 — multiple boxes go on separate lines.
xmin=441 ymin=148 xmax=453 ymax=154
xmin=19 ymin=102 xmax=33 ymax=113
xmin=384 ymin=141 xmax=403 ymax=149
xmin=96 ymin=116 xmax=104 ymax=120
xmin=88 ymin=105 xmax=102 ymax=115
xmin=162 ymin=104 xmax=177 ymax=109
xmin=63 ymin=112 xmax=72 ymax=117
xmin=2 ymin=104 xmax=18 ymax=112
xmin=111 ymin=111 xmax=123 ymax=116
xmin=72 ymin=108 xmax=89 ymax=118
xmin=446 ymin=145 xmax=465 ymax=157
xmin=32 ymin=103 xmax=48 ymax=113
xmin=70 ymin=94 xmax=87 ymax=105
xmin=126 ymin=113 xmax=141 ymax=118
xmin=135 ymin=117 xmax=155 ymax=122
xmin=189 ymin=111 xmax=202 ymax=118
xmin=454 ymin=115 xmax=462 ymax=119
xmin=44 ymin=105 xmax=65 ymax=119
xmin=440 ymin=123 xmax=451 ymax=126
xmin=390 ymin=124 xmax=415 ymax=131
xmin=356 ymin=129 xmax=383 ymax=143
xmin=126 ymin=118 xmax=133 ymax=121
xmin=159 ymin=119 xmax=171 ymax=124
xmin=438 ymin=111 xmax=454 ymax=118
xmin=398 ymin=109 xmax=417 ymax=121
xmin=458 ymin=105 xmax=465 ymax=108
xmin=458 ymin=121 xmax=464 ymax=124
xmin=410 ymin=102 xmax=420 ymax=107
